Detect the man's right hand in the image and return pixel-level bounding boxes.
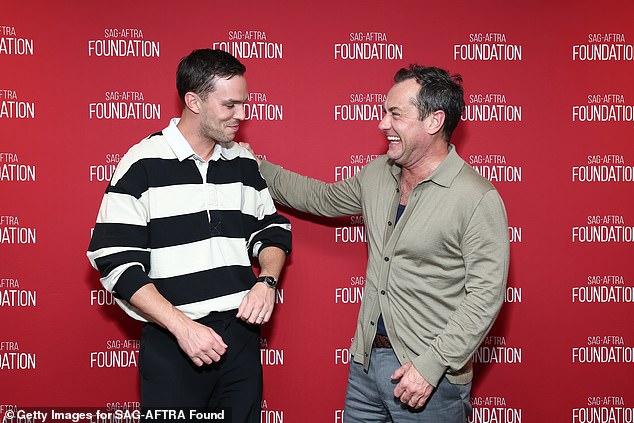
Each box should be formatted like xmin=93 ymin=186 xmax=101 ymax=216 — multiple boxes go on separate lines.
xmin=129 ymin=283 xmax=227 ymax=366
xmin=172 ymin=316 xmax=227 ymax=366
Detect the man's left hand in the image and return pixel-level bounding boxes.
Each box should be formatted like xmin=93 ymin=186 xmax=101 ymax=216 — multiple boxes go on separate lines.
xmin=236 ymin=280 xmax=275 ymax=324
xmin=391 ymin=361 xmax=434 ymax=409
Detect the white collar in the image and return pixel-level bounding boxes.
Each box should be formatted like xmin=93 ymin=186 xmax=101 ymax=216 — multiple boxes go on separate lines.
xmin=163 ymin=118 xmax=240 ymax=162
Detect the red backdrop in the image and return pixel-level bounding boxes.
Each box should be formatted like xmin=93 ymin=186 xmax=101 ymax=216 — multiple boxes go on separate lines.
xmin=2 ymin=0 xmax=633 ymax=421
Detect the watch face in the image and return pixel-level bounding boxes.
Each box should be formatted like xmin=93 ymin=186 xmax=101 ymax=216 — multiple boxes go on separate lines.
xmin=258 ymin=276 xmax=277 ymax=288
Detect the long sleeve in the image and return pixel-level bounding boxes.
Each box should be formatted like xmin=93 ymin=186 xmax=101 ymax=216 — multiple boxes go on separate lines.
xmin=412 ymin=189 xmax=510 ymax=386
xmin=259 ymin=160 xmax=363 ymax=217
xmin=244 ymin=159 xmax=292 ymax=257
xmin=87 ymin=158 xmax=152 ymax=302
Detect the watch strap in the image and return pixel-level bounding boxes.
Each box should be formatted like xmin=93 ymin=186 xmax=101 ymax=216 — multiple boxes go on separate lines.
xmin=255 ymin=275 xmax=277 ymax=288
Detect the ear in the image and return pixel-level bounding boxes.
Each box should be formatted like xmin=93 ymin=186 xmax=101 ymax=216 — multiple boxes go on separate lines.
xmin=184 ymin=92 xmax=201 ymax=114
xmin=426 ymin=110 xmax=446 ymax=136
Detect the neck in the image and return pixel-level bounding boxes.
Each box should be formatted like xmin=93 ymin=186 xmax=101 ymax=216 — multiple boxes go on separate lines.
xmin=401 ymin=141 xmax=449 ymax=184
xmin=177 ymin=115 xmax=217 ymax=160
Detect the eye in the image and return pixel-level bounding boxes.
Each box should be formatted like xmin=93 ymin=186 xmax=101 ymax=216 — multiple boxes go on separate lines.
xmin=387 ymin=108 xmax=400 ymax=118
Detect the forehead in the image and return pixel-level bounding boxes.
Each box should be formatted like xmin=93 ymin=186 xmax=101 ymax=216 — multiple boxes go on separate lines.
xmin=209 ymin=75 xmax=248 ymax=100
xmin=385 ymin=78 xmax=420 ymax=108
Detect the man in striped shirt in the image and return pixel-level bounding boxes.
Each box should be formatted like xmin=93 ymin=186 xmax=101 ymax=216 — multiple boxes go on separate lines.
xmin=87 ymin=49 xmax=291 ymax=420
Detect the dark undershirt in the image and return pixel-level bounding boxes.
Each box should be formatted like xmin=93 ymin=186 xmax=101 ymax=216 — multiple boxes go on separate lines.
xmin=375 ymin=203 xmax=406 ymax=337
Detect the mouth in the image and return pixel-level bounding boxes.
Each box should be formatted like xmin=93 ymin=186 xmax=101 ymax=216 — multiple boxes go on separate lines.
xmin=387 ymin=135 xmax=400 ymax=142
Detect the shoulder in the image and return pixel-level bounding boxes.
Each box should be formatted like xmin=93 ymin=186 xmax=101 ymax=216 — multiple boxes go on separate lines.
xmin=231 ymin=143 xmax=262 ymax=176
xmin=125 ymin=132 xmax=171 ymax=160
xmin=457 ymin=163 xmax=496 ymax=192
xmin=359 ymin=154 xmax=392 ymax=175
xmin=233 ymin=142 xmax=258 ymax=162
xmin=112 ymin=132 xmax=172 ymax=185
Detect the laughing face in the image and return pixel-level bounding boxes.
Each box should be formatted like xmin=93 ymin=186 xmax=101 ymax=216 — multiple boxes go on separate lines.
xmin=379 ymin=78 xmax=435 ymax=168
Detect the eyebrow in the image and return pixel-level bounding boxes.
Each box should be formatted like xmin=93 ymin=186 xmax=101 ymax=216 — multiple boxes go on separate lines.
xmin=223 ymin=98 xmax=246 ymax=105
xmin=383 ymin=105 xmax=402 ymax=113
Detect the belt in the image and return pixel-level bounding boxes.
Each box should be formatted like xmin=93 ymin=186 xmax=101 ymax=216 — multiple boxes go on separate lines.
xmin=372 ymin=334 xmax=392 ymax=349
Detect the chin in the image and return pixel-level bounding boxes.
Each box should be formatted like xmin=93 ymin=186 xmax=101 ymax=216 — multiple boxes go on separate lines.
xmin=387 ymin=148 xmax=401 ymax=161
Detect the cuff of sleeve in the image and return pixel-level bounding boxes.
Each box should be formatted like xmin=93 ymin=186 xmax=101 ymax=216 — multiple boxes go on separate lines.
xmin=411 ymin=349 xmax=447 ymax=388
xmin=112 ymin=265 xmax=152 ymax=302
xmin=258 ymin=242 xmax=291 ymax=256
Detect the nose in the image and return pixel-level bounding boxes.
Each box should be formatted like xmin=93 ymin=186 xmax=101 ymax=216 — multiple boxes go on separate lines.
xmin=235 ymin=104 xmax=246 ymax=120
xmin=378 ymin=113 xmax=390 ymax=131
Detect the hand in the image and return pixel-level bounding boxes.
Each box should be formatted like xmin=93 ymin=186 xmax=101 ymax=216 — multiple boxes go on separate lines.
xmin=239 ymin=142 xmax=261 ymax=165
xmin=128 ymin=283 xmax=227 ymax=367
xmin=391 ymin=361 xmax=435 ymax=409
xmin=173 ymin=318 xmax=227 ymax=367
xmin=236 ymin=280 xmax=275 ymax=324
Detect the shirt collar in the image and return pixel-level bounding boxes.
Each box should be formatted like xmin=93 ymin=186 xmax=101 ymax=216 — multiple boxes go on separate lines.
xmin=428 ymin=144 xmax=465 ymax=187
xmin=390 ymin=143 xmax=465 ymax=188
xmin=163 ymin=118 xmax=240 ymax=162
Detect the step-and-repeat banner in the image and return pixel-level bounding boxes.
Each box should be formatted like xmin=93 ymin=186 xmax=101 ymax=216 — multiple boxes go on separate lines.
xmin=2 ymin=0 xmax=633 ymax=421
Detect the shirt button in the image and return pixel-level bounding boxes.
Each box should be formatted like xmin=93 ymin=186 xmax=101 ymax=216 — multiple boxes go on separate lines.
xmin=370 ymin=321 xmax=375 ymax=326
xmin=381 ymin=290 xmax=386 ymax=295
xmin=387 ymin=221 xmax=392 ymax=226
xmin=384 ymin=257 xmax=389 ymax=262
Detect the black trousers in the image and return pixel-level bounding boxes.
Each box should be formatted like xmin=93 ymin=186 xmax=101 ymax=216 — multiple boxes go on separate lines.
xmin=139 ymin=310 xmax=261 ymax=422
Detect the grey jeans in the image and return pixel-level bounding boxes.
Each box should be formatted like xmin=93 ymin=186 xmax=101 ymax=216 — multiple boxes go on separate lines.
xmin=344 ymin=349 xmax=472 ymax=422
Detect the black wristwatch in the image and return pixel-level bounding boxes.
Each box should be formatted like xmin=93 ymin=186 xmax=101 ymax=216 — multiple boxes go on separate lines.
xmin=255 ymin=275 xmax=278 ymax=289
